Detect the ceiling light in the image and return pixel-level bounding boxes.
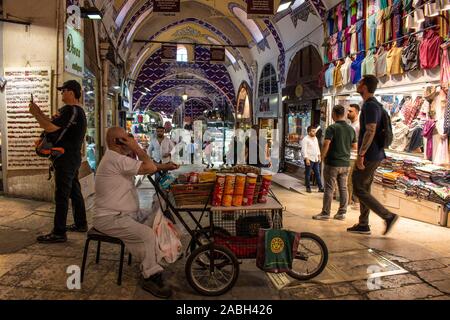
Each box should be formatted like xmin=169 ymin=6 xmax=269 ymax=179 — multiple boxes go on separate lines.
xmin=277 ymin=0 xmax=292 ymax=13
xmin=182 ymin=94 xmax=188 ymax=101
xmin=80 ymin=7 xmax=103 ymax=20
xmin=113 ymin=86 xmax=121 ymax=90
xmin=144 ymin=87 xmax=151 ymax=92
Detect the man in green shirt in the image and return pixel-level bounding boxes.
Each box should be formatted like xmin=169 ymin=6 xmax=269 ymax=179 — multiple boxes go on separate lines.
xmin=313 ymin=105 xmax=357 ymax=221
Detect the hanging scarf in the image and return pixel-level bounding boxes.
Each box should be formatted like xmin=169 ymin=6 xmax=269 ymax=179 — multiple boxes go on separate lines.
xmin=422 ymin=119 xmax=436 ymax=160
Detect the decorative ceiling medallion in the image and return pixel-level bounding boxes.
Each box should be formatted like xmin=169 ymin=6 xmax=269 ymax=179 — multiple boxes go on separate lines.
xmin=172 ymin=26 xmax=203 ymax=38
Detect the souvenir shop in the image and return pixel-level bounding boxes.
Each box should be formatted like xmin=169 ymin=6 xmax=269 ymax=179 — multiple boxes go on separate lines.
xmin=281 ymin=45 xmax=323 ymax=178
xmin=256 ymin=64 xmax=281 ymax=164
xmin=235 ymin=82 xmax=253 ymax=130
xmin=320 ymin=0 xmax=450 ymax=227
xmin=126 ymin=110 xmax=164 ymax=150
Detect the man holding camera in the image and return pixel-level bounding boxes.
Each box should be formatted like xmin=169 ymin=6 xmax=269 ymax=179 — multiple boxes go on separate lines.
xmin=29 ymin=80 xmax=87 ymax=243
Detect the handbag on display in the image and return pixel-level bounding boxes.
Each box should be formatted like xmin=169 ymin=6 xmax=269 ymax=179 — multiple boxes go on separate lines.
xmin=256 ymin=229 xmax=301 ymax=273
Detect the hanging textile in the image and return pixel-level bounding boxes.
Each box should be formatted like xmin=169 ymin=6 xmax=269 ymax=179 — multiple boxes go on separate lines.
xmin=376 ymin=10 xmax=385 ymax=47
xmin=341 ymin=56 xmax=353 ymax=85
xmin=367 ymin=14 xmax=377 ymax=50
xmin=376 ymin=47 xmax=388 ymax=77
xmin=440 ymin=47 xmax=450 ymax=89
xmin=422 ymin=119 xmax=436 ymax=161
xmin=384 ymin=5 xmax=394 ymax=42
xmin=445 ymin=89 xmax=450 ymax=137
xmin=419 ymin=29 xmax=442 ymax=69
xmin=386 ymin=44 xmax=404 ymax=75
xmin=337 ymin=3 xmax=344 ymax=31
xmin=351 ymin=53 xmax=365 ymax=84
xmin=362 ymin=51 xmax=376 ymax=75
xmin=356 ymin=19 xmax=366 ymax=52
xmin=401 ymin=36 xmax=420 ymax=72
xmin=349 ymin=24 xmax=358 ymax=54
xmin=334 ymin=61 xmax=344 ymax=87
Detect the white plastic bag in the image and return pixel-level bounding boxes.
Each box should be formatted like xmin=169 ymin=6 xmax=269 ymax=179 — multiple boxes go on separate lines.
xmin=153 ymin=201 xmax=182 ymax=264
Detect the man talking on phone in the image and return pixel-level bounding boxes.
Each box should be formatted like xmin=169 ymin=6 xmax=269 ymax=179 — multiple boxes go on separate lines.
xmin=29 ymin=80 xmax=88 ymax=243
xmin=93 ymin=127 xmax=179 ymax=298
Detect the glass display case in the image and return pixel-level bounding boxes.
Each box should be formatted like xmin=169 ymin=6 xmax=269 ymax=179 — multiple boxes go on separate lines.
xmin=284 ymin=107 xmax=311 ymax=169
xmin=82 ymin=70 xmax=99 ymax=172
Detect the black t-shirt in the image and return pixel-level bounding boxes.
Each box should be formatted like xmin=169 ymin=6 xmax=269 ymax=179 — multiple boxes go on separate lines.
xmin=51 ymin=105 xmax=87 ymax=165
xmin=359 ymin=97 xmax=386 ymax=162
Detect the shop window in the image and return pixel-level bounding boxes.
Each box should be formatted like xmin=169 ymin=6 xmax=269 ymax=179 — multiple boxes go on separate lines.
xmin=258 ymin=64 xmax=278 ymax=97
xmin=83 ymin=71 xmax=99 ymax=173
xmin=177 ymin=45 xmax=188 ymax=62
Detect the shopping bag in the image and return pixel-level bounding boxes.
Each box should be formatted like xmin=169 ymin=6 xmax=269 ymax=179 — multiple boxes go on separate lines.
xmin=256 ymin=229 xmax=300 ymax=273
xmin=153 ymin=204 xmax=182 ymax=264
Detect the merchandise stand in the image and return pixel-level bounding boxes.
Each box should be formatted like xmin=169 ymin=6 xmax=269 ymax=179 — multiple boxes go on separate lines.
xmin=147 ymin=173 xmax=328 ymax=296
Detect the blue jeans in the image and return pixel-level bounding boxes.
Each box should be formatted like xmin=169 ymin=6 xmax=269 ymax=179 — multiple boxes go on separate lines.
xmin=304 ymin=161 xmax=323 ymax=189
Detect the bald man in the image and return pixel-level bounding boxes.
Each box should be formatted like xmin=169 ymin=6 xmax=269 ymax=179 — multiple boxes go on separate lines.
xmin=93 ymin=127 xmax=178 ymax=299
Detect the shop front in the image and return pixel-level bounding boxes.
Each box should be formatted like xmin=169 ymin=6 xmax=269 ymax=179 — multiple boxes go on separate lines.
xmin=256 ymin=63 xmax=281 ymax=165
xmin=235 ymin=81 xmax=253 ymax=130
xmin=281 ymin=45 xmax=323 ymax=179
xmin=320 ymin=0 xmax=450 ymax=226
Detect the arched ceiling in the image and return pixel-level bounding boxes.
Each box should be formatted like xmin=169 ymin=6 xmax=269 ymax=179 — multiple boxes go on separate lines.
xmin=98 ymin=0 xmax=329 ymax=118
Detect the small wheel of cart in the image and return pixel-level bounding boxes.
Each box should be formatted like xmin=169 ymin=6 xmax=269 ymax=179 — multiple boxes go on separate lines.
xmin=189 ymin=227 xmax=232 ymax=252
xmin=287 ymin=232 xmax=328 ymax=280
xmin=185 ymin=244 xmax=240 ymax=296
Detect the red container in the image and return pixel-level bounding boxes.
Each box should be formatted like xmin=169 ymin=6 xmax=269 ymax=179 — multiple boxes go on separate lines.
xmin=212 ymin=174 xmax=226 ymax=206
xmin=258 ymin=174 xmax=273 ymax=203
xmin=189 ymin=172 xmax=199 ymax=184
xmin=222 ymin=174 xmax=236 ymax=207
xmin=242 ymin=173 xmax=257 ymax=206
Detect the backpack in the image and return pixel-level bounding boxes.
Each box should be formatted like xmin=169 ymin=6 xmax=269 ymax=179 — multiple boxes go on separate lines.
xmin=35 ymin=106 xmax=78 ymax=159
xmin=370 ymin=98 xmax=393 ymax=149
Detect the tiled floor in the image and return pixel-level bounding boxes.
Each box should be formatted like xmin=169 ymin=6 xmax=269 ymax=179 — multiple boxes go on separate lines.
xmin=0 ymin=176 xmax=449 ymax=300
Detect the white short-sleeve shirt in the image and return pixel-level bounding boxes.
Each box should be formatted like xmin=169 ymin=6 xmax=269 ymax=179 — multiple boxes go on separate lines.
xmin=94 ymin=150 xmax=143 ymax=218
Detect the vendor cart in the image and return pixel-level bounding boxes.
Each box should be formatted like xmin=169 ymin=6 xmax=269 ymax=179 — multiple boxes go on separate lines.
xmin=148 ymin=173 xmax=328 ymax=296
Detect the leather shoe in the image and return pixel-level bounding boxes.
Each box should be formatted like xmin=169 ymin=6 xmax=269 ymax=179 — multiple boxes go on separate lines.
xmin=37 ymin=233 xmax=67 ymax=243
xmin=66 ymin=224 xmax=88 ymax=232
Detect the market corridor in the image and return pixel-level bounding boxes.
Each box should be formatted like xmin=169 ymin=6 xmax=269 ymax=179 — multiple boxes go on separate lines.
xmin=0 ymin=179 xmax=449 ymax=300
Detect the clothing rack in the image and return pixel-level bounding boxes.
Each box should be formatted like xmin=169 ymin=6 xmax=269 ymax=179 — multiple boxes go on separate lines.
xmin=325 ymin=24 xmax=439 ymax=65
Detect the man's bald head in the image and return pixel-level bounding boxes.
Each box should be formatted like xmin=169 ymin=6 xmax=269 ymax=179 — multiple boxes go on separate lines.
xmin=106 ymin=127 xmax=127 ymax=149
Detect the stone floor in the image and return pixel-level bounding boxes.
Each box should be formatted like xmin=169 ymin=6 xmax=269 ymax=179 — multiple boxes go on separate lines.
xmin=0 ymin=177 xmax=449 ymax=300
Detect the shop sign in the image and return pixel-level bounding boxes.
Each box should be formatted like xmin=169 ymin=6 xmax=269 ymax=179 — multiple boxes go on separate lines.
xmin=64 ymin=26 xmax=84 ymax=77
xmin=247 ymin=0 xmax=274 ymax=18
xmin=161 ymin=44 xmax=177 ymax=61
xmin=210 ymin=47 xmax=225 ymax=63
xmin=256 ymin=94 xmax=279 ymax=118
xmin=153 ymin=0 xmax=180 ymax=16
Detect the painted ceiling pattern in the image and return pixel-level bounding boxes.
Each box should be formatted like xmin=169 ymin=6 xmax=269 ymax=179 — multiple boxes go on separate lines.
xmin=146 ymin=96 xmax=213 ymax=118
xmin=134 ymin=46 xmax=236 ymax=111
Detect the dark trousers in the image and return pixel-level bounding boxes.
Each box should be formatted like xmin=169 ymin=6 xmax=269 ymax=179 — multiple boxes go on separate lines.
xmin=352 ymin=160 xmax=395 ymax=227
xmin=53 ymin=163 xmax=87 ymax=235
xmin=305 ymin=161 xmax=323 ymax=189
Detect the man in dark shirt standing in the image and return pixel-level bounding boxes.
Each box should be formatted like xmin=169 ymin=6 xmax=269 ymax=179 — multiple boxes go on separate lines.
xmin=313 ymin=105 xmax=356 ymax=221
xmin=347 ymin=75 xmax=399 ymax=235
xmin=29 ymin=80 xmax=88 ymax=243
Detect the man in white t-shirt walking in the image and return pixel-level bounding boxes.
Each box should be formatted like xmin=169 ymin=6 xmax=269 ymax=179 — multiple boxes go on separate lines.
xmin=301 ymin=126 xmax=324 ymax=193
xmin=93 ymin=127 xmax=178 ymax=299
xmin=347 ymin=104 xmax=360 ymax=208
xmin=147 ymin=126 xmax=174 ymax=164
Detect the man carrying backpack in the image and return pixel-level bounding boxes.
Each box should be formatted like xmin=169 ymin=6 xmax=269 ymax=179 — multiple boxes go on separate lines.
xmin=29 ymin=80 xmax=87 ymax=243
xmin=347 ymin=75 xmax=399 ymax=236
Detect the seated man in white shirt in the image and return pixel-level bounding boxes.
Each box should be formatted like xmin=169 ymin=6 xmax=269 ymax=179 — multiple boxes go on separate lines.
xmin=93 ymin=127 xmax=178 ymax=299
xmin=301 ymin=126 xmax=324 ymax=193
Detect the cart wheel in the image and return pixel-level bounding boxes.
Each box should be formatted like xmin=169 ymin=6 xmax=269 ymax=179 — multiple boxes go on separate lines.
xmin=189 ymin=227 xmax=231 ymax=253
xmin=287 ymin=232 xmax=328 ymax=281
xmin=185 ymin=244 xmax=239 ymax=296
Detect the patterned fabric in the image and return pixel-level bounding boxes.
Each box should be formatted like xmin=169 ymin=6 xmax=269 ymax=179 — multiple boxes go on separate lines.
xmin=351 ymin=53 xmax=365 ymax=84
xmin=376 ymin=47 xmax=388 ymax=77
xmin=422 ymin=120 xmax=436 ymax=161
xmin=356 ymin=19 xmax=366 ymax=52
xmin=384 ymin=6 xmax=394 ymax=42
xmin=334 ymin=61 xmax=344 ymax=87
xmin=401 ymin=36 xmax=420 ymax=72
xmin=367 ymin=14 xmax=377 ymax=50
xmin=376 ymin=10 xmax=385 ymax=47
xmin=386 ymin=45 xmax=404 ymax=75
xmin=445 ymin=89 xmax=450 ymax=137
xmin=362 ymin=51 xmax=376 ymax=75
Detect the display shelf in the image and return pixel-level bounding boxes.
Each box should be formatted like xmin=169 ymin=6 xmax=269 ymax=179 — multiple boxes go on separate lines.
xmin=372 ymin=184 xmax=446 ymax=227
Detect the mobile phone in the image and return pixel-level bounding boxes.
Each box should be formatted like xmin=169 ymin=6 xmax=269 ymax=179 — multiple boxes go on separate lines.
xmin=30 ymin=93 xmax=34 ymax=103
xmin=115 ymin=138 xmax=126 ymax=146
